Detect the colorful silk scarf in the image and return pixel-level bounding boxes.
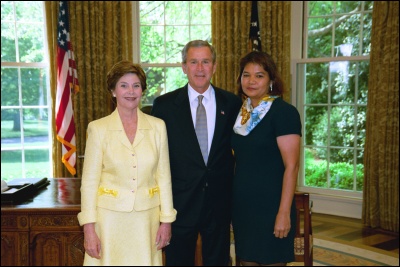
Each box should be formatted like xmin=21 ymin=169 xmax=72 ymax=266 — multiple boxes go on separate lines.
xmin=233 ymin=95 xmax=278 ymax=136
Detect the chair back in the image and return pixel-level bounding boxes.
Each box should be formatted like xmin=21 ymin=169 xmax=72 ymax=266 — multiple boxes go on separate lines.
xmin=294 ymin=191 xmax=313 ymax=266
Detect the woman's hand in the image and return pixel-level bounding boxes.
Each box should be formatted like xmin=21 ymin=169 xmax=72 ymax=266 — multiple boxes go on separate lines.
xmin=274 ymin=212 xmax=291 ymax=239
xmin=155 ymin=222 xmax=172 ymax=250
xmin=83 ymin=223 xmax=101 ymax=259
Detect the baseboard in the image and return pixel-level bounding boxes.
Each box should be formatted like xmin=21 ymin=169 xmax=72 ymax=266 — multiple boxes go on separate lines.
xmin=310 ymin=193 xmax=362 ymax=219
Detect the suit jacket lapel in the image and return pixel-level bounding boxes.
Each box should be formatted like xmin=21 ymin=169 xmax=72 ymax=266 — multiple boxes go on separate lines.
xmin=174 ymin=85 xmax=207 ymax=164
xmin=107 ymin=110 xmax=132 ymax=150
xmin=132 ymin=110 xmax=151 ymax=149
xmin=208 ymin=87 xmax=229 ymax=163
xmin=109 ymin=109 xmax=150 ymax=151
xmin=173 ymin=85 xmax=233 ymax=166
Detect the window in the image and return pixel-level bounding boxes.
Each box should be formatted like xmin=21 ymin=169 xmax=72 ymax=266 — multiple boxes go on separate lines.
xmin=292 ymin=1 xmax=373 ymax=199
xmin=134 ymin=1 xmax=211 ymax=106
xmin=1 ymin=1 xmax=51 ymax=182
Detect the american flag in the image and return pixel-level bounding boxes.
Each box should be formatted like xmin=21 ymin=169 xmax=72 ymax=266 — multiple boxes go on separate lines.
xmin=249 ymin=1 xmax=262 ymax=52
xmin=55 ymin=1 xmax=79 ymax=176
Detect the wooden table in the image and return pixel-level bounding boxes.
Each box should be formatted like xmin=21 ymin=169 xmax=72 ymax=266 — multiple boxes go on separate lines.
xmin=1 ymin=178 xmax=83 ymax=266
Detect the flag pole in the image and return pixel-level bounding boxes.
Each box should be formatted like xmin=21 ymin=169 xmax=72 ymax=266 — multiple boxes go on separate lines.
xmin=249 ymin=1 xmax=262 ymax=52
xmin=55 ymin=1 xmax=80 ymax=176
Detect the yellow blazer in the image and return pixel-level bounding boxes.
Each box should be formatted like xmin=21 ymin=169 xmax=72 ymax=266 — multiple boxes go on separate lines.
xmin=77 ymin=109 xmax=177 ymax=226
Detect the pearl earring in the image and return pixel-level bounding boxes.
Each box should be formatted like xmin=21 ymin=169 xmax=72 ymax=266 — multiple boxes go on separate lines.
xmin=269 ymin=84 xmax=273 ymax=92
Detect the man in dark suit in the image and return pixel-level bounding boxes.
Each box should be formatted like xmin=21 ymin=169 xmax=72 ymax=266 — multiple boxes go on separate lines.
xmin=151 ymin=40 xmax=242 ymax=266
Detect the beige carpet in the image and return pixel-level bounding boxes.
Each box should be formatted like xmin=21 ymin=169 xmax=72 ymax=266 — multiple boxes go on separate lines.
xmin=230 ymin=237 xmax=399 ymax=266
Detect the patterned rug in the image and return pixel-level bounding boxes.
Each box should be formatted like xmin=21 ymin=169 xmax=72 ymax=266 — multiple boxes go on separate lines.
xmin=288 ymin=237 xmax=399 ymax=266
xmin=230 ymin=237 xmax=399 ymax=266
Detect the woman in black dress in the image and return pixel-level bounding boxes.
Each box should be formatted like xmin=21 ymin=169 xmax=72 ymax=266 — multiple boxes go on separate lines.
xmin=231 ymin=51 xmax=302 ymax=266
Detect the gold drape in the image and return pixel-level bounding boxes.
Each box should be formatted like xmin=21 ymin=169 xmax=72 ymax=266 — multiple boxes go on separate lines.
xmin=363 ymin=1 xmax=399 ymax=232
xmin=211 ymin=1 xmax=291 ymax=101
xmin=45 ymin=1 xmax=133 ymax=178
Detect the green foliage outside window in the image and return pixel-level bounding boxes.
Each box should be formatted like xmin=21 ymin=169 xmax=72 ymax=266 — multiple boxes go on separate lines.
xmin=302 ymin=1 xmax=372 ymax=192
xmin=305 ymin=148 xmax=364 ymax=191
xmin=139 ymin=1 xmax=211 ymax=106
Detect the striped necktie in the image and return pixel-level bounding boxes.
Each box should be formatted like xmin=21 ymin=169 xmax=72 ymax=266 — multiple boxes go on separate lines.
xmin=195 ymin=95 xmax=208 ymax=164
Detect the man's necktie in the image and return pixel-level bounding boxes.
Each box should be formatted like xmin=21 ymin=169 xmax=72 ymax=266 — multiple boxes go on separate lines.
xmin=195 ymin=95 xmax=208 ymax=164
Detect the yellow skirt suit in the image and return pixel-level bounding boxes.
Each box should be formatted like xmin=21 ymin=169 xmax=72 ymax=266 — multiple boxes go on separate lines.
xmin=77 ymin=109 xmax=177 ymax=266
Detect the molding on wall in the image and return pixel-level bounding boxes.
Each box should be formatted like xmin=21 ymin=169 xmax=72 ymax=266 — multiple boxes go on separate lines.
xmin=310 ymin=194 xmax=362 ymax=219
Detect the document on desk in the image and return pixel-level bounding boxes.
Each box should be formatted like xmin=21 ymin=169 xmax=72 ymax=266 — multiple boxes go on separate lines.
xmin=7 ymin=177 xmax=50 ymax=189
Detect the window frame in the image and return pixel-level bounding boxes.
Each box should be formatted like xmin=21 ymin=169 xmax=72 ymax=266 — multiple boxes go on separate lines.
xmin=1 ymin=1 xmax=52 ymax=182
xmin=291 ymin=1 xmax=371 ymax=204
xmin=132 ymin=1 xmax=212 ymax=106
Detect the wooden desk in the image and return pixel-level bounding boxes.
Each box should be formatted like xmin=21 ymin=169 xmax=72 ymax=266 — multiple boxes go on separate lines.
xmin=1 ymin=178 xmax=84 ymax=266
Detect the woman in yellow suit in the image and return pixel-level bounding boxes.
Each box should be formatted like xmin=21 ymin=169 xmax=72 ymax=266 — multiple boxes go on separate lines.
xmin=77 ymin=60 xmax=177 ymax=266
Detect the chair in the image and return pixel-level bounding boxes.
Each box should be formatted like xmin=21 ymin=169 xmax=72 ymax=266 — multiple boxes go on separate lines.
xmin=294 ymin=191 xmax=313 ymax=266
xmin=235 ymin=192 xmax=313 ymax=266
xmin=140 ymin=105 xmax=152 ymax=114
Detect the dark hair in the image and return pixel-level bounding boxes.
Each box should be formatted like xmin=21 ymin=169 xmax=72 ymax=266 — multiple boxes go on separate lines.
xmin=236 ymin=51 xmax=284 ymax=99
xmin=107 ymin=60 xmax=147 ymax=95
xmin=181 ymin=40 xmax=216 ymax=64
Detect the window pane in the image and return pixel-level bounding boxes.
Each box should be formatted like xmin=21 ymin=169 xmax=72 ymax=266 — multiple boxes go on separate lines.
xmin=1 ymin=108 xmax=22 ymax=149
xmin=1 ymin=67 xmax=19 ymax=106
xmin=23 ymin=108 xmax=49 ymax=148
xmin=25 ymin=149 xmax=50 ymax=178
xmin=142 ymin=67 xmax=165 ymax=106
xmin=308 ymin=1 xmax=333 ymax=16
xmin=15 ymin=1 xmax=43 ymax=22
xmin=329 ymin=105 xmax=354 ymax=147
xmin=166 ymin=26 xmax=189 ymax=63
xmin=355 ymin=61 xmax=369 ymax=104
xmin=166 ymin=67 xmax=186 ymax=93
xmin=362 ymin=13 xmax=372 ymax=55
xmin=165 ymin=1 xmax=188 ymax=24
xmin=330 ymin=61 xmax=354 ymax=104
xmin=334 ymin=14 xmax=360 ymax=57
xmin=365 ymin=1 xmax=374 ymax=10
xmin=141 ymin=66 xmax=187 ymax=106
xmin=304 ymin=147 xmax=328 ymax=188
xmin=305 ymin=106 xmax=328 ymax=146
xmin=1 ymin=1 xmax=14 ymax=20
xmin=191 ymin=25 xmax=212 ymax=42
xmin=357 ymin=106 xmax=366 ymax=147
xmin=329 ymin=148 xmax=354 ymax=190
xmin=140 ymin=1 xmax=164 ymax=25
xmin=307 ymin=17 xmax=333 ymax=58
xmin=17 ymin=22 xmax=45 ymax=62
xmin=190 ymin=2 xmax=211 ymax=24
xmin=1 ymin=22 xmax=16 ymax=62
xmin=1 ymin=150 xmax=22 ymax=182
xmin=21 ymin=68 xmax=48 ymax=105
xmin=140 ymin=26 xmax=165 ymax=63
xmin=335 ymin=1 xmax=360 ymax=14
xmin=355 ymin=149 xmax=364 ymax=191
xmin=301 ymin=63 xmax=329 ymax=104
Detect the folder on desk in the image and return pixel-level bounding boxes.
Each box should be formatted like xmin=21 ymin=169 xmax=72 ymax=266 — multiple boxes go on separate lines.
xmin=7 ymin=177 xmax=50 ymax=190
xmin=1 ymin=177 xmax=50 ymax=203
